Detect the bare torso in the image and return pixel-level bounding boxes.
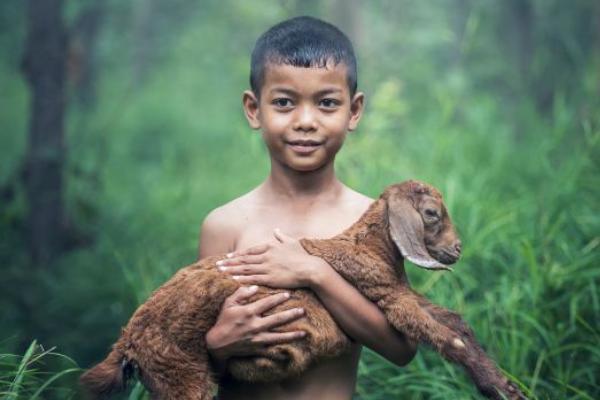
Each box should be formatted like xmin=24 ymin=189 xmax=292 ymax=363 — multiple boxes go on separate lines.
xmin=213 ymin=184 xmax=373 ymax=400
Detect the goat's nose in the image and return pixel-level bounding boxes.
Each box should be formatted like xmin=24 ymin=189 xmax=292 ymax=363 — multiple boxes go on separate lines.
xmin=454 ymin=241 xmax=462 ymax=254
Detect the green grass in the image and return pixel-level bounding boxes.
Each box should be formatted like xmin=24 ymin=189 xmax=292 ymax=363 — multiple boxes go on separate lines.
xmin=0 ymin=341 xmax=81 ymax=399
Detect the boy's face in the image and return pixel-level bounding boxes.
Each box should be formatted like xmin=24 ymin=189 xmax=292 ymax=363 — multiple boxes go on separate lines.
xmin=243 ymin=62 xmax=364 ymax=173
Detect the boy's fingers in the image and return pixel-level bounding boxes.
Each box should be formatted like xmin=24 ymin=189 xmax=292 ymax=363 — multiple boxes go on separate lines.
xmin=218 ymin=265 xmax=264 ymax=276
xmin=252 ymin=331 xmax=306 ymax=345
xmin=217 ymin=255 xmax=266 ymax=267
xmin=232 ymin=275 xmax=268 ymax=286
xmin=259 ymin=307 xmax=305 ymax=330
xmin=220 ymin=264 xmax=267 ymax=276
xmin=225 ymin=285 xmax=258 ymax=305
xmin=250 ymin=292 xmax=291 ymax=314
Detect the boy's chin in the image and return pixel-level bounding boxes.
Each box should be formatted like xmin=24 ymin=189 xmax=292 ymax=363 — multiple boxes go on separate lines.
xmin=281 ymin=159 xmax=329 ymax=173
xmin=278 ymin=149 xmax=337 ymax=173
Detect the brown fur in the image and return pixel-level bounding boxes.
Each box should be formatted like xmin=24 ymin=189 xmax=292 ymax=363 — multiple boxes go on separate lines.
xmin=80 ymin=180 xmax=525 ymax=400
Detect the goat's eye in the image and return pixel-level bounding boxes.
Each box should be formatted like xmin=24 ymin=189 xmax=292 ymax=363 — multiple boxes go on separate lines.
xmin=424 ymin=208 xmax=440 ymax=220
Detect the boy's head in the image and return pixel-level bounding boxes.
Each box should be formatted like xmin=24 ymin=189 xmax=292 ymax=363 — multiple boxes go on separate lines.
xmin=243 ymin=16 xmax=364 ymax=173
xmin=250 ymin=16 xmax=357 ymax=99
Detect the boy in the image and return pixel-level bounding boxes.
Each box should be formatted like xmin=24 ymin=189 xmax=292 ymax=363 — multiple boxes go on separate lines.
xmin=199 ymin=16 xmax=416 ymax=400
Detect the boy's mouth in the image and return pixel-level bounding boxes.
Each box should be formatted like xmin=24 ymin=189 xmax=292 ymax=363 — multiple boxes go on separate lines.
xmin=286 ymin=139 xmax=323 ymax=154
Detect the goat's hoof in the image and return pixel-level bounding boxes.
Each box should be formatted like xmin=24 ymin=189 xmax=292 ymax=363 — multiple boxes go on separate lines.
xmin=501 ymin=379 xmax=527 ymax=400
xmin=452 ymin=338 xmax=465 ymax=349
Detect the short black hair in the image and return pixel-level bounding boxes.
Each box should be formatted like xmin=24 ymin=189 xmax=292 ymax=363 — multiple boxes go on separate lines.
xmin=250 ymin=16 xmax=358 ymax=98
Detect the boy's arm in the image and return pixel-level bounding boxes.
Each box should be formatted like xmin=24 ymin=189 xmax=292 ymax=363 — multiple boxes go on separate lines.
xmin=198 ymin=209 xmax=235 ymax=260
xmin=308 ymin=259 xmax=417 ymax=366
xmin=218 ymin=230 xmax=417 ymax=367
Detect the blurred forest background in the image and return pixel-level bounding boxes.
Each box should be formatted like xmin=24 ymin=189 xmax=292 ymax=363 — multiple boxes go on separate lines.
xmin=1 ymin=0 xmax=598 ymax=399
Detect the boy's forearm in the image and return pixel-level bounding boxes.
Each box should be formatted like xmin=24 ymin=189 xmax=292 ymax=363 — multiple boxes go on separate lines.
xmin=308 ymin=259 xmax=417 ymax=366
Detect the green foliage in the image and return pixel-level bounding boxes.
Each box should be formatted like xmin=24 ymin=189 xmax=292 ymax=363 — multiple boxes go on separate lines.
xmin=0 ymin=341 xmax=81 ymax=399
xmin=0 ymin=0 xmax=598 ymax=399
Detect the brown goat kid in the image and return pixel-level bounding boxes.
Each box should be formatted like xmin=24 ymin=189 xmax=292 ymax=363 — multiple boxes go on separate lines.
xmin=81 ymin=180 xmax=525 ymax=400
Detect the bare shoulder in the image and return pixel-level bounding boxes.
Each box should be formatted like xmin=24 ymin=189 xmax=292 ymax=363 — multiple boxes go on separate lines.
xmin=340 ymin=185 xmax=374 ymax=216
xmin=198 ymin=189 xmax=260 ymax=258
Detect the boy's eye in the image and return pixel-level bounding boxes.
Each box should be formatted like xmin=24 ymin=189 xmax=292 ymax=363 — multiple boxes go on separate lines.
xmin=272 ymin=98 xmax=293 ymax=108
xmin=319 ymin=98 xmax=340 ymax=109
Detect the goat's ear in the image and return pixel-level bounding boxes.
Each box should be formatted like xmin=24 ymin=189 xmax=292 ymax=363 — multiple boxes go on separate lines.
xmin=387 ymin=193 xmax=452 ymax=271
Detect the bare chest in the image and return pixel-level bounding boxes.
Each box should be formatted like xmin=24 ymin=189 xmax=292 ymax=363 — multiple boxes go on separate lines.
xmin=234 ymin=207 xmax=360 ymax=251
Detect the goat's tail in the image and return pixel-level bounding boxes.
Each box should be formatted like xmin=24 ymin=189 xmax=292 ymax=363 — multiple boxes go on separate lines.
xmin=80 ymin=348 xmax=133 ymax=398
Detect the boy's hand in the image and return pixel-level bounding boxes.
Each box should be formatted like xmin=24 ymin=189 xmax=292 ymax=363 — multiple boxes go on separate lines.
xmin=206 ymin=285 xmax=306 ymax=367
xmin=216 ymin=229 xmax=330 ymax=289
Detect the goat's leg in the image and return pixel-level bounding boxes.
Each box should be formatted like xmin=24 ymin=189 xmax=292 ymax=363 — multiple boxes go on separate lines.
xmin=383 ymin=292 xmax=526 ymax=399
xmin=144 ymin=363 xmax=216 ymax=400
xmin=136 ymin=342 xmax=216 ymax=400
xmin=141 ymin=363 xmax=215 ymax=400
xmin=413 ymin=294 xmax=526 ymax=400
xmin=378 ymin=292 xmax=461 ymax=352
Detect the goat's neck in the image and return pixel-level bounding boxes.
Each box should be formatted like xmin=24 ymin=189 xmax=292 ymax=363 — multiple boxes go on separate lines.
xmin=301 ymin=198 xmax=403 ymax=271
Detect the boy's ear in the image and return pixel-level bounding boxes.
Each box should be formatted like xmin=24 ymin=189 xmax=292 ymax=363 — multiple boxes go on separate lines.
xmin=348 ymin=92 xmax=365 ymax=131
xmin=243 ymin=90 xmax=261 ymax=130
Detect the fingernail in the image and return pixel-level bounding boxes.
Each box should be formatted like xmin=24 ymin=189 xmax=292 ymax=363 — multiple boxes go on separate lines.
xmin=226 ymin=253 xmax=234 ymax=258
xmin=282 ymin=292 xmax=290 ymax=298
xmin=217 ymin=266 xmax=227 ymax=272
xmin=216 ymin=260 xmax=224 ymax=266
xmin=299 ymin=331 xmax=306 ymax=337
xmin=232 ymin=276 xmax=240 ymax=280
xmin=248 ymin=285 xmax=258 ymax=291
xmin=297 ymin=308 xmax=304 ymax=314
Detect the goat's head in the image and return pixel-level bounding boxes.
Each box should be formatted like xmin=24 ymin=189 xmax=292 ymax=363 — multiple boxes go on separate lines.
xmin=383 ymin=180 xmax=461 ymax=271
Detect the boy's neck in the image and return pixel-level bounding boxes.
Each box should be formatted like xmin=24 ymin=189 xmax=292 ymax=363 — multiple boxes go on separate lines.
xmin=262 ymin=162 xmax=343 ymax=201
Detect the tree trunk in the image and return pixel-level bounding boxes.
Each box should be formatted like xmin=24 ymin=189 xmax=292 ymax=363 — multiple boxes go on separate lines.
xmin=20 ymin=0 xmax=68 ymax=264
xmin=503 ymin=0 xmax=534 ymax=97
xmin=510 ymin=0 xmax=533 ymax=83
xmin=132 ymin=0 xmax=159 ymax=87
xmin=70 ymin=3 xmax=105 ymax=108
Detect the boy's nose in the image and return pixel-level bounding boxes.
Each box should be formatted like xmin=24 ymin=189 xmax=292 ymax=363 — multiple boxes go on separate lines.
xmin=293 ymin=106 xmax=318 ymax=132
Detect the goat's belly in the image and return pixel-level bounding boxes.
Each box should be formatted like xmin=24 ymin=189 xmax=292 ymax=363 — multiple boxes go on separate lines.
xmin=228 ymin=289 xmax=350 ymax=382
